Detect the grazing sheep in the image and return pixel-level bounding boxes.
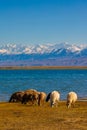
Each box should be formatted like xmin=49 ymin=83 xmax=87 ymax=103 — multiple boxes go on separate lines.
xmin=66 ymin=91 xmax=78 ymax=108
xmin=9 ymin=91 xmax=25 ymax=103
xmin=38 ymin=92 xmax=47 ymax=106
xmin=22 ymin=89 xmax=40 ymax=105
xmin=46 ymin=91 xmax=60 ymax=107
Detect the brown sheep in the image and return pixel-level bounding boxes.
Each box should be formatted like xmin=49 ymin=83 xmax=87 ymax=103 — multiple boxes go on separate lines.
xmin=22 ymin=89 xmax=40 ymax=105
xmin=9 ymin=91 xmax=25 ymax=103
xmin=38 ymin=92 xmax=47 ymax=106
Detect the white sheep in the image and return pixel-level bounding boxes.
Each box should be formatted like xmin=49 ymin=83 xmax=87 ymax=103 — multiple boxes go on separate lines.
xmin=46 ymin=90 xmax=60 ymax=107
xmin=66 ymin=91 xmax=78 ymax=108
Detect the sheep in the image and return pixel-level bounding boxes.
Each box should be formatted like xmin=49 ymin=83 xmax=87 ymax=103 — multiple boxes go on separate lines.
xmin=9 ymin=91 xmax=25 ymax=103
xmin=66 ymin=91 xmax=78 ymax=108
xmin=21 ymin=89 xmax=40 ymax=105
xmin=46 ymin=90 xmax=60 ymax=107
xmin=38 ymin=92 xmax=47 ymax=106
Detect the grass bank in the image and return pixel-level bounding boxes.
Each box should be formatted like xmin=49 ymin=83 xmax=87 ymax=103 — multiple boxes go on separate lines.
xmin=0 ymin=66 xmax=87 ymax=70
xmin=0 ymin=101 xmax=87 ymax=130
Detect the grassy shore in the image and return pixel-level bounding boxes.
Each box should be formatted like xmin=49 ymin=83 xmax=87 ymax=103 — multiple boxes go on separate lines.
xmin=0 ymin=66 xmax=87 ymax=70
xmin=0 ymin=101 xmax=87 ymax=130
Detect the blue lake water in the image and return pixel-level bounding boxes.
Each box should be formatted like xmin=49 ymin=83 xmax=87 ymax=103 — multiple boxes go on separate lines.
xmin=0 ymin=69 xmax=87 ymax=101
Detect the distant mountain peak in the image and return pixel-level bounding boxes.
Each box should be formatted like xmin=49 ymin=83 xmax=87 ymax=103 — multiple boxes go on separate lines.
xmin=0 ymin=42 xmax=87 ymax=55
xmin=0 ymin=42 xmax=87 ymax=66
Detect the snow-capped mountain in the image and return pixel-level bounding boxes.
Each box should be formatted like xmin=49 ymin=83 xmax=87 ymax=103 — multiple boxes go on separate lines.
xmin=0 ymin=42 xmax=86 ymax=55
xmin=0 ymin=43 xmax=87 ymax=66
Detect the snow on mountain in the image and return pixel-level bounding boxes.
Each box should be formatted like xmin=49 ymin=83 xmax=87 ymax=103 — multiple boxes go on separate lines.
xmin=0 ymin=42 xmax=87 ymax=56
xmin=67 ymin=45 xmax=81 ymax=52
xmin=0 ymin=43 xmax=87 ymax=66
xmin=0 ymin=49 xmax=8 ymax=54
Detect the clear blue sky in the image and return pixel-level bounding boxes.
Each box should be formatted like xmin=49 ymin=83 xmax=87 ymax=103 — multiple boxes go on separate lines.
xmin=0 ymin=0 xmax=87 ymax=45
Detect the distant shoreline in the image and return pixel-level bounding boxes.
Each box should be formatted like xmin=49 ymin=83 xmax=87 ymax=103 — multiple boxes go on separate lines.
xmin=0 ymin=66 xmax=87 ymax=70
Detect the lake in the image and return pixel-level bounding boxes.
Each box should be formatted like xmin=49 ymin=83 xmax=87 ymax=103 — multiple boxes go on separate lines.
xmin=0 ymin=69 xmax=87 ymax=101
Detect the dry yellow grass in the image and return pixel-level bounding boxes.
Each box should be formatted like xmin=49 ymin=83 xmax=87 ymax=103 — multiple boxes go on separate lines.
xmin=0 ymin=66 xmax=87 ymax=70
xmin=0 ymin=101 xmax=87 ymax=130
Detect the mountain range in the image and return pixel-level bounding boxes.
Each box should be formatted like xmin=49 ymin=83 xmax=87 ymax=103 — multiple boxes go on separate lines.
xmin=0 ymin=42 xmax=87 ymax=66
